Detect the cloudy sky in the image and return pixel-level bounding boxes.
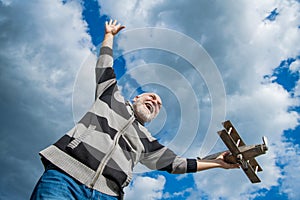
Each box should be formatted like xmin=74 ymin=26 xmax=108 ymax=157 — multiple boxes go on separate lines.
xmin=1 ymin=0 xmax=299 ymax=199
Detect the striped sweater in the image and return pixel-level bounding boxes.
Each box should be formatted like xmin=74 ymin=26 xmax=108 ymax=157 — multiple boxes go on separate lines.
xmin=40 ymin=46 xmax=197 ymax=197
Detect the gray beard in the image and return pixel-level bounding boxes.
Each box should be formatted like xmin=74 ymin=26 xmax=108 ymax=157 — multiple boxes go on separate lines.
xmin=133 ymin=102 xmax=155 ymax=123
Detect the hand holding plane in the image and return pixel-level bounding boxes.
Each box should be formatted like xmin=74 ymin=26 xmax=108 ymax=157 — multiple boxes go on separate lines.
xmin=199 ymin=120 xmax=268 ymax=183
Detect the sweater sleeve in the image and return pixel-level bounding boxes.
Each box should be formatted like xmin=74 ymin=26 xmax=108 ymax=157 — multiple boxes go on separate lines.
xmin=137 ymin=126 xmax=197 ymax=174
xmin=95 ymin=46 xmax=117 ymax=99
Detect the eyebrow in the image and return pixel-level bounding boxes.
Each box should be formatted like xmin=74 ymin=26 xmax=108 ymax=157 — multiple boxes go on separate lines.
xmin=157 ymin=99 xmax=162 ymax=106
xmin=149 ymin=94 xmax=162 ymax=106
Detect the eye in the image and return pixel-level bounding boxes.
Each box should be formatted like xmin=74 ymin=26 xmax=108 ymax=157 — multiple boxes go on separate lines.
xmin=149 ymin=94 xmax=156 ymax=100
xmin=158 ymin=102 xmax=162 ymax=108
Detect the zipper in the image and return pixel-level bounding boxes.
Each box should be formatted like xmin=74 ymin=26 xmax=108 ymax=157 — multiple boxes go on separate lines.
xmin=89 ymin=115 xmax=135 ymax=188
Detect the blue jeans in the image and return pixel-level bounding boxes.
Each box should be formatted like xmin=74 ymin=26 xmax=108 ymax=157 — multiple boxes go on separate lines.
xmin=30 ymin=165 xmax=119 ymax=200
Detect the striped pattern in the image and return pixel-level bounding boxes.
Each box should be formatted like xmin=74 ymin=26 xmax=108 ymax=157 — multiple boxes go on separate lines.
xmin=39 ymin=46 xmax=197 ymax=197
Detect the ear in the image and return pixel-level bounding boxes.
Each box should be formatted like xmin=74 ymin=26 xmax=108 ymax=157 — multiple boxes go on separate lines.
xmin=133 ymin=95 xmax=140 ymax=102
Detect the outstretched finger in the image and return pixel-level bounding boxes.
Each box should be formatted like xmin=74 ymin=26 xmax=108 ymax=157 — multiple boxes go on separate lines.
xmin=117 ymin=23 xmax=125 ymax=30
xmin=222 ymin=151 xmax=230 ymax=156
xmin=232 ymin=163 xmax=240 ymax=169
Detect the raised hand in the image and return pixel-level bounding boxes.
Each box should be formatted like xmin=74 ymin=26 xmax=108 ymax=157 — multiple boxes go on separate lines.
xmin=105 ymin=19 xmax=125 ymax=36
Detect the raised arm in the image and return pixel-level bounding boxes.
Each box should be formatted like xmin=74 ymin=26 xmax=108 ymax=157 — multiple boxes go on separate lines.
xmin=95 ymin=20 xmax=125 ymax=99
xmin=102 ymin=19 xmax=125 ymax=48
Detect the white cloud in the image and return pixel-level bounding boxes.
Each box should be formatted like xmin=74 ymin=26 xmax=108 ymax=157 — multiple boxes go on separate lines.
xmin=290 ymin=59 xmax=300 ymax=73
xmin=294 ymin=79 xmax=300 ymax=97
xmin=175 ymin=173 xmax=189 ymax=181
xmin=1 ymin=0 xmax=93 ymax=105
xmin=163 ymin=187 xmax=193 ymax=199
xmin=0 ymin=0 xmax=12 ymax=6
xmin=290 ymin=59 xmax=300 ymax=97
xmin=227 ymin=83 xmax=299 ymax=142
xmin=99 ymin=0 xmax=164 ymax=28
xmin=124 ymin=175 xmax=166 ymax=200
xmin=278 ymin=142 xmax=300 ymax=200
xmin=0 ymin=1 xmax=94 ymax=198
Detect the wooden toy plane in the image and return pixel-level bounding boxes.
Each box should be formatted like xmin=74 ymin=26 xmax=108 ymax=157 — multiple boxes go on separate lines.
xmin=199 ymin=120 xmax=268 ymax=183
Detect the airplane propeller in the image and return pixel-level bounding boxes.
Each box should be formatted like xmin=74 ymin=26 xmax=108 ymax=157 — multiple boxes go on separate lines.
xmin=262 ymin=136 xmax=268 ymax=151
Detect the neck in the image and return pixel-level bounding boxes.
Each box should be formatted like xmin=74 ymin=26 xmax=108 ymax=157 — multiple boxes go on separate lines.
xmin=126 ymin=101 xmax=145 ymax=125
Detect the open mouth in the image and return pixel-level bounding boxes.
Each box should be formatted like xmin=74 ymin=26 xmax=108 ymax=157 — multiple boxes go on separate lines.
xmin=145 ymin=102 xmax=154 ymax=113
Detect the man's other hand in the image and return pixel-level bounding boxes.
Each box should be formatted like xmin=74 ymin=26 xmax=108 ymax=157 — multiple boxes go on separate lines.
xmin=216 ymin=152 xmax=240 ymax=169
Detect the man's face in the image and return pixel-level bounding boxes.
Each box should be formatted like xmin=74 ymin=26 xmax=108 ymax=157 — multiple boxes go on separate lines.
xmin=132 ymin=93 xmax=162 ymax=123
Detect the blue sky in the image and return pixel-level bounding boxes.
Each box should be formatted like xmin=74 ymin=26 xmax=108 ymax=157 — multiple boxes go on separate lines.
xmin=0 ymin=0 xmax=300 ymax=199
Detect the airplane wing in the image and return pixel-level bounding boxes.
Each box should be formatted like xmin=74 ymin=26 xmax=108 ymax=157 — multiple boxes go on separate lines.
xmin=222 ymin=120 xmax=246 ymax=147
xmin=241 ymin=159 xmax=261 ymax=183
xmin=222 ymin=120 xmax=263 ymax=172
xmin=217 ymin=129 xmax=240 ymax=156
xmin=248 ymin=158 xmax=263 ymax=172
xmin=218 ymin=120 xmax=263 ymax=183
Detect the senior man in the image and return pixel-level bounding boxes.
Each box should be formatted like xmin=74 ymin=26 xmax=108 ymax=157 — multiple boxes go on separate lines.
xmin=30 ymin=20 xmax=239 ymax=200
